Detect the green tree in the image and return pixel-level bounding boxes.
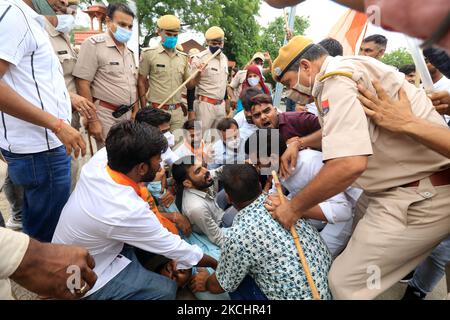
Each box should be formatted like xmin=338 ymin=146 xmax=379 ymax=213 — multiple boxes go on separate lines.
xmin=258 ymin=16 xmax=309 ymax=85
xmin=381 ymin=48 xmax=414 ymax=68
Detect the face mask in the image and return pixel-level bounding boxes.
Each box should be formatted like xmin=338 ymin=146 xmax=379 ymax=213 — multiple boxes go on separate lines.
xmin=164 ymin=131 xmax=175 ymax=147
xmin=257 ymin=65 xmax=264 ymax=74
xmin=56 ymin=15 xmax=75 ymax=34
xmin=248 ymin=77 xmax=260 ymax=87
xmin=162 ymin=36 xmax=178 ymax=49
xmin=225 ymin=137 xmax=240 ymax=150
xmin=111 ymin=25 xmax=132 ymax=43
xmin=32 ymin=0 xmax=56 ymax=15
xmin=209 ymin=45 xmax=222 ymax=54
xmin=287 ymin=66 xmax=313 ymax=104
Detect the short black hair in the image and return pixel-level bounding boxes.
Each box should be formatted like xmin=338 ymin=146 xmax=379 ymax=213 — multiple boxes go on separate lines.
xmin=216 ymin=118 xmax=238 ymax=131
xmin=107 ymin=3 xmax=135 ymax=19
xmin=318 ymin=38 xmax=343 ymax=57
xmin=106 ymin=121 xmax=167 ymax=174
xmin=244 ymin=129 xmax=287 ymax=160
xmin=399 ymin=64 xmax=416 ymax=75
xmin=135 ymin=108 xmax=171 ymax=127
xmin=287 ymin=44 xmax=329 ymax=72
xmin=171 ymin=156 xmax=196 ymax=211
xmin=241 ymin=87 xmax=265 ymax=112
xmin=183 ymin=119 xmax=195 ymax=131
xmin=363 ymin=34 xmax=387 ymax=48
xmin=219 ymin=165 xmax=262 ymax=205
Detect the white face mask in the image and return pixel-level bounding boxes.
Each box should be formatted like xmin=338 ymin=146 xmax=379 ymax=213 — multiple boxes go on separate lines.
xmin=225 ymin=137 xmax=240 ymax=150
xmin=55 ymin=14 xmax=75 ymax=34
xmin=164 ymin=131 xmax=175 ymax=147
xmin=257 ymin=65 xmax=264 ymax=73
xmin=288 ymin=65 xmax=313 ymax=104
xmin=248 ymin=76 xmax=260 ymax=87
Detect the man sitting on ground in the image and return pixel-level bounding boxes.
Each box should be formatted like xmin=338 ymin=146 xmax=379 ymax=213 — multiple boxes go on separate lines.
xmin=53 ymin=121 xmax=216 ymax=300
xmin=190 ymin=164 xmax=332 ymax=300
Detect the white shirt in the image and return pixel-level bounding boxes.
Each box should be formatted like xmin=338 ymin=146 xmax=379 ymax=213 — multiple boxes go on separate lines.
xmin=0 ymin=0 xmax=71 ymax=153
xmin=281 ymin=149 xmax=355 ymax=224
xmin=211 ymin=138 xmax=246 ymax=166
xmin=233 ymin=110 xmax=257 ymax=142
xmin=52 ymin=148 xmax=203 ymax=296
xmin=433 ymin=76 xmax=450 ymax=124
xmin=161 ymin=147 xmax=178 ymax=167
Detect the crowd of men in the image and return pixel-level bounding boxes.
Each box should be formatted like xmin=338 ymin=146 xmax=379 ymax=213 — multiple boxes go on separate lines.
xmin=0 ymin=0 xmax=450 ymax=301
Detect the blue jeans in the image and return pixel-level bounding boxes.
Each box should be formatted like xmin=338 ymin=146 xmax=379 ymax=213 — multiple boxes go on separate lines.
xmin=409 ymin=235 xmax=450 ymax=293
xmin=85 ymin=247 xmax=177 ymax=300
xmin=1 ymin=146 xmax=71 ymax=242
xmin=229 ymin=275 xmax=268 ymax=300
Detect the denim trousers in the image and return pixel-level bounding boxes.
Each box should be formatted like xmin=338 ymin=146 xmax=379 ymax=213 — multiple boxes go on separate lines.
xmin=1 ymin=146 xmax=71 ymax=242
xmin=3 ymin=173 xmax=23 ymax=221
xmin=85 ymin=246 xmax=177 ymax=300
xmin=410 ymin=235 xmax=450 ymax=293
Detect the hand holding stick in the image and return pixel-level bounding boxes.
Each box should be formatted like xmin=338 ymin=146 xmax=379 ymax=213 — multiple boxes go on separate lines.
xmin=272 ymin=170 xmax=321 ymax=300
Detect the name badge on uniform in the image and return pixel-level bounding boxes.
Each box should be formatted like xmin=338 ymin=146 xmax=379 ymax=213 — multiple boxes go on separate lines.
xmin=57 ymin=50 xmax=68 ymax=55
xmin=156 ymin=64 xmax=165 ymax=68
xmin=109 ymin=62 xmax=120 ymax=65
xmin=211 ymin=68 xmax=218 ymax=71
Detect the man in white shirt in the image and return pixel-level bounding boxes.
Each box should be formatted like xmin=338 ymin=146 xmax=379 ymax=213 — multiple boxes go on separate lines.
xmin=427 ymin=57 xmax=450 ymax=124
xmin=53 ymin=121 xmax=216 ymax=300
xmin=0 ymin=0 xmax=85 ymax=242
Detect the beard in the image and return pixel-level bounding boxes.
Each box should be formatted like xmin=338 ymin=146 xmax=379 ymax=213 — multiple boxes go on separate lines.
xmin=191 ymin=171 xmax=214 ymax=190
xmin=141 ymin=168 xmax=158 ymax=183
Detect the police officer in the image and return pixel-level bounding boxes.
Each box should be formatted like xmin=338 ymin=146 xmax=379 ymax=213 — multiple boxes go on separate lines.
xmin=73 ymin=3 xmax=138 ymax=149
xmin=189 ymin=26 xmax=229 ymax=134
xmin=42 ymin=1 xmax=99 ymax=191
xmin=266 ymin=36 xmax=450 ymax=299
xmin=138 ymin=15 xmax=191 ymax=133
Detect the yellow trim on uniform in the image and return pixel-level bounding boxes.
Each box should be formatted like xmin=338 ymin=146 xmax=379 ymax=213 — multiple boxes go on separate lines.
xmin=319 ymin=71 xmax=353 ymax=82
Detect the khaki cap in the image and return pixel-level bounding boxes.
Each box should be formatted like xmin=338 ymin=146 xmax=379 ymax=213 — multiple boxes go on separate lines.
xmin=157 ymin=15 xmax=181 ymax=31
xmin=252 ymin=52 xmax=265 ymax=62
xmin=272 ymin=35 xmax=314 ymax=82
xmin=205 ymin=26 xmax=225 ymax=41
xmin=68 ymin=0 xmax=79 ymax=4
xmin=188 ymin=48 xmax=200 ymax=56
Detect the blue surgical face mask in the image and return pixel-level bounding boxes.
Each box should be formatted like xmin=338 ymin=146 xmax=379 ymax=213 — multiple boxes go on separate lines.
xmin=162 ymin=36 xmax=178 ymax=49
xmin=56 ymin=14 xmax=75 ymax=34
xmin=111 ymin=25 xmax=132 ymax=43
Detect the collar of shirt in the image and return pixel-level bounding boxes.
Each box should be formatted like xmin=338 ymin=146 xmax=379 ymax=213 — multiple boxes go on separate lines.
xmin=157 ymin=44 xmax=181 ymax=57
xmin=186 ymin=187 xmax=215 ymax=200
xmin=44 ymin=18 xmax=60 ymax=37
xmin=11 ymin=0 xmax=44 ymax=26
xmin=234 ymin=193 xmax=267 ymax=222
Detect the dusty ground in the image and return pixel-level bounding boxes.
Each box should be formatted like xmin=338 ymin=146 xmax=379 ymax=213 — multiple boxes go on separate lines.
xmin=0 ymin=155 xmax=447 ymax=300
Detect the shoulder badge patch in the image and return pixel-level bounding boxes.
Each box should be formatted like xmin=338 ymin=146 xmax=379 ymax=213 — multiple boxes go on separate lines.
xmin=321 ymin=99 xmax=330 ymax=116
xmin=90 ymin=35 xmax=106 ymax=44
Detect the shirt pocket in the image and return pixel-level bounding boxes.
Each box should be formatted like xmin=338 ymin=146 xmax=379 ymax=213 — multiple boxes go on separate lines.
xmin=104 ymin=62 xmax=124 ymax=76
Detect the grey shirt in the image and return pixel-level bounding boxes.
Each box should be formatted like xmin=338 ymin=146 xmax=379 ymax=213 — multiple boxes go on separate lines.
xmin=182 ymin=186 xmax=225 ymax=247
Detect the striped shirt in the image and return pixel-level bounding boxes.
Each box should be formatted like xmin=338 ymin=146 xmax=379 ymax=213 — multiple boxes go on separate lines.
xmin=0 ymin=0 xmax=70 ymax=153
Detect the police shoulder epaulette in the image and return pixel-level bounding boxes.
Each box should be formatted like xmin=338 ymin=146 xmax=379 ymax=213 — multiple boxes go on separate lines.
xmin=178 ymin=51 xmax=188 ymax=57
xmin=89 ymin=34 xmax=106 ymax=44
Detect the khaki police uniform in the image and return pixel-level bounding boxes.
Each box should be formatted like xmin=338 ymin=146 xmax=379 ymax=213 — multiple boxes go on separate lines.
xmin=139 ymin=44 xmax=190 ymax=132
xmin=191 ymin=49 xmax=228 ymax=133
xmin=315 ymin=56 xmax=450 ymax=299
xmin=72 ymin=32 xmax=137 ymax=148
xmin=272 ymin=36 xmax=450 ymax=299
xmin=44 ymin=18 xmax=80 ymax=192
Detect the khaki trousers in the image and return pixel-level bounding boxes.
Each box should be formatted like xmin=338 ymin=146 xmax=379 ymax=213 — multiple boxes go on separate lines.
xmin=164 ymin=107 xmax=185 ymax=133
xmin=329 ymin=176 xmax=450 ymax=299
xmin=194 ymin=100 xmax=226 ymax=134
xmin=95 ymin=104 xmax=131 ymax=149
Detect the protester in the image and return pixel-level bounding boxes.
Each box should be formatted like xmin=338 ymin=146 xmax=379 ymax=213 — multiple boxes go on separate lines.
xmin=359 ymin=34 xmax=387 ymax=59
xmin=235 ymin=65 xmax=271 ymax=113
xmin=210 ymin=118 xmax=246 ymax=169
xmin=399 ymin=64 xmax=417 ymax=85
xmin=53 ymin=121 xmax=217 ymax=299
xmin=189 ymin=164 xmax=332 ymax=300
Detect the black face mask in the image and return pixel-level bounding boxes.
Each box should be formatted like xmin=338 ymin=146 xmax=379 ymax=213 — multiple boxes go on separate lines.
xmin=209 ymin=45 xmax=221 ymax=54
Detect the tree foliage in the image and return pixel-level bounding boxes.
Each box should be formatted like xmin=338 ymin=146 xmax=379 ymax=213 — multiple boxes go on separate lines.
xmin=381 ymin=48 xmax=414 ymax=68
xmin=259 ymin=16 xmax=310 ymax=66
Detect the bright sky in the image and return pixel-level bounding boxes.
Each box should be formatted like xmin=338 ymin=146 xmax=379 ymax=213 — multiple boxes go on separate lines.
xmin=76 ymin=0 xmax=409 ymax=53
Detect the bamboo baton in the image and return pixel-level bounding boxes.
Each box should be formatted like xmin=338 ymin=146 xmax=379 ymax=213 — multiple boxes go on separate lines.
xmin=156 ymin=49 xmax=222 ymax=109
xmin=271 ymin=170 xmax=321 ymax=300
xmin=87 ymin=132 xmax=94 ymax=156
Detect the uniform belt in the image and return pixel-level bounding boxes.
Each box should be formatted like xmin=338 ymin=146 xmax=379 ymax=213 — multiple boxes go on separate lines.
xmin=151 ymin=102 xmax=181 ymax=111
xmin=98 ymin=100 xmax=119 ymax=111
xmin=401 ymin=167 xmax=450 ymax=188
xmin=198 ymin=95 xmax=223 ymax=105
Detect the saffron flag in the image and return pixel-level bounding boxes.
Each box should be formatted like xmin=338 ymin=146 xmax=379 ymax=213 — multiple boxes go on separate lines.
xmin=328 ymin=9 xmax=368 ymax=55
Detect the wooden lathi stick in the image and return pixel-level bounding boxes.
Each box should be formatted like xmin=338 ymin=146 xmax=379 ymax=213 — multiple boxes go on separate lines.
xmin=156 ymin=49 xmax=222 ymax=109
xmin=272 ymin=170 xmax=321 ymax=300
